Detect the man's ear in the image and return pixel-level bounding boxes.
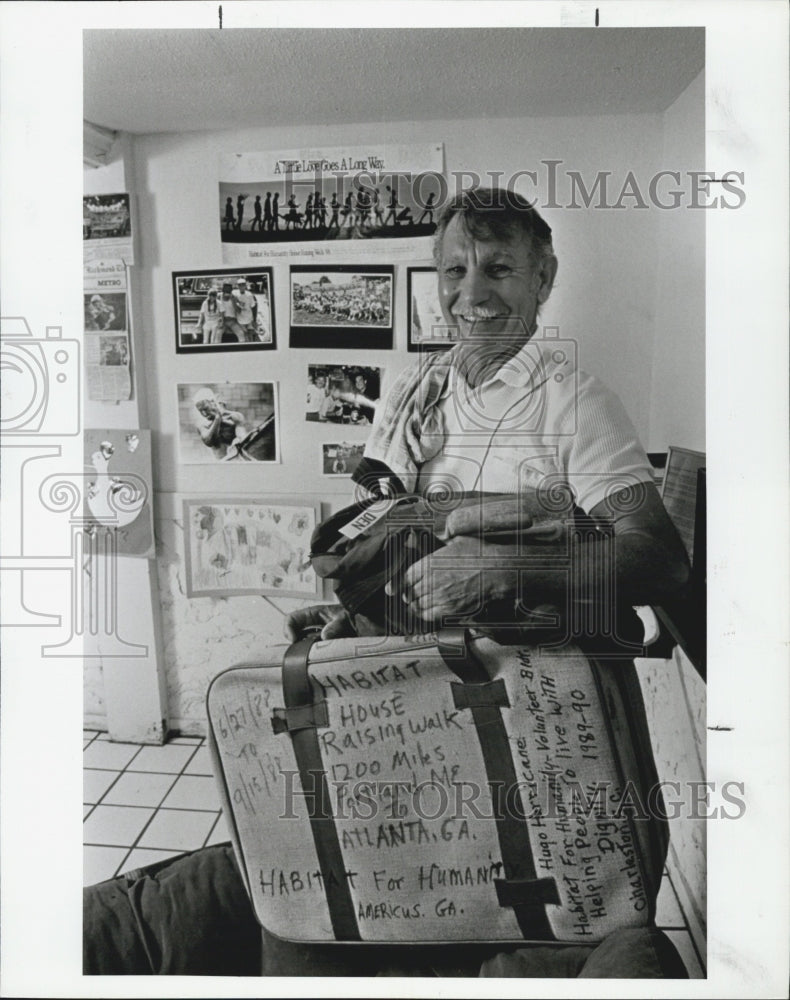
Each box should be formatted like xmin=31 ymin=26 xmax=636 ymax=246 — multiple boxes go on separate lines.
xmin=536 ymin=255 xmax=559 ymax=304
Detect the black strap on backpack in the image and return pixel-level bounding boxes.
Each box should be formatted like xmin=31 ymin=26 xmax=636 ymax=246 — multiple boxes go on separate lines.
xmin=272 ymin=637 xmax=361 ymax=941
xmin=437 ymin=628 xmax=560 ymax=939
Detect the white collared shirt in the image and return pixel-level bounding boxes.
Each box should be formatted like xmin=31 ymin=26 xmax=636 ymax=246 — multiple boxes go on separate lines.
xmin=417 ymin=338 xmax=654 ymax=514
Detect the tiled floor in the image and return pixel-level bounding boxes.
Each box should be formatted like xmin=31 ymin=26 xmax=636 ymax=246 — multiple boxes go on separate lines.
xmin=83 ymin=730 xmax=706 ymax=978
xmin=83 ymin=730 xmax=229 ymax=887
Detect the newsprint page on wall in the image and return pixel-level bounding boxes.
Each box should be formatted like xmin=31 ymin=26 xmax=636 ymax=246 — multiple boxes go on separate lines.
xmin=0 ymin=2 xmax=787 ymax=999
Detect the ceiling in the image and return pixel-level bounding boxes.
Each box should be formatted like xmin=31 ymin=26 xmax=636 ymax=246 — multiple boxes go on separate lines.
xmin=84 ymin=27 xmax=704 ymax=136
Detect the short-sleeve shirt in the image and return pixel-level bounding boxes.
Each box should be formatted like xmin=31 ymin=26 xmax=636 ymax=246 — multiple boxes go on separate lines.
xmin=232 ymin=290 xmax=257 ymax=326
xmin=402 ymin=340 xmax=655 ymax=514
xmin=306 ymin=384 xmax=326 ymax=414
xmin=219 ymin=295 xmax=237 ymax=320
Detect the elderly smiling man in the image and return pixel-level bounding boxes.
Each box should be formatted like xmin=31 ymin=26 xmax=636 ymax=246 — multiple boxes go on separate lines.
xmin=277 ymin=188 xmax=692 ymax=980
xmin=288 ymin=186 xmax=689 ymax=643
xmin=84 ymin=188 xmax=691 ymax=979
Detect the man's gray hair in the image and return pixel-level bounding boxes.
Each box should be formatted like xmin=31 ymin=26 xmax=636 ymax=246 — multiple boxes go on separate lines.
xmin=432 ymin=186 xmax=555 ymax=265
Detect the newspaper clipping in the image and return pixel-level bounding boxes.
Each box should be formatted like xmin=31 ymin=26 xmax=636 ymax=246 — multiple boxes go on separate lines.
xmin=83 ymin=260 xmax=132 ymax=402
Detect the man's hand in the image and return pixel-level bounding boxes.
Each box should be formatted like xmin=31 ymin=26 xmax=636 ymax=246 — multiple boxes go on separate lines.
xmin=285 ymin=604 xmax=355 ymax=642
xmin=386 ymin=537 xmax=517 ymax=624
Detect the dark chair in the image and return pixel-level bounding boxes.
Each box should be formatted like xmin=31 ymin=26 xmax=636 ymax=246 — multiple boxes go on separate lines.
xmin=652 ymin=447 xmax=706 ymax=680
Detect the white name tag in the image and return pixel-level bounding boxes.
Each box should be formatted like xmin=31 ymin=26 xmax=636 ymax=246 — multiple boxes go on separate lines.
xmin=338 ymin=498 xmax=399 ymax=540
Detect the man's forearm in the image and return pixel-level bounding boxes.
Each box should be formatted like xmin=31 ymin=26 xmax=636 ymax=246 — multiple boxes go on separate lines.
xmin=199 ymin=415 xmax=221 ymax=445
xmin=436 ymin=533 xmax=689 ymax=612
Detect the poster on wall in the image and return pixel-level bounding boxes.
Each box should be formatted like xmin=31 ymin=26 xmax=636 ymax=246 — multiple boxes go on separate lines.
xmin=289 ymin=264 xmax=394 ymax=349
xmin=83 ymin=260 xmax=132 ymax=401
xmin=83 ymin=429 xmax=154 ymax=558
xmin=219 ymin=142 xmax=444 ymax=264
xmin=407 ymin=265 xmax=460 ymax=351
xmin=172 ymin=267 xmax=276 ymax=353
xmin=182 ymin=496 xmax=321 ymax=599
xmin=305 ymin=363 xmax=381 ymax=425
xmin=176 ymin=381 xmax=279 ymax=464
xmin=83 ymin=193 xmax=133 ymax=264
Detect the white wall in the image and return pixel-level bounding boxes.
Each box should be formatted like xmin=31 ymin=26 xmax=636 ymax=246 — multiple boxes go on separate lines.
xmin=649 ymin=72 xmax=706 ymax=452
xmin=637 ymin=647 xmax=707 ymax=945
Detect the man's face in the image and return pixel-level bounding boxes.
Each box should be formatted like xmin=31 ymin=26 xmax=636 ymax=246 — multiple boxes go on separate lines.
xmin=437 ymin=215 xmax=552 ymax=364
xmin=354 ymin=375 xmax=366 ymax=392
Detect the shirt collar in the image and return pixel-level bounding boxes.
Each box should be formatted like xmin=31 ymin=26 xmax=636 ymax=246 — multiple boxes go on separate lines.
xmin=441 ymin=338 xmax=562 ymax=396
xmin=496 ymin=339 xmax=566 ymax=387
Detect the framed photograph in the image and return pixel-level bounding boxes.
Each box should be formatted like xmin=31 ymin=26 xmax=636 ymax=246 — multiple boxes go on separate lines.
xmin=306 ymin=363 xmax=382 ymax=426
xmin=289 ymin=264 xmax=394 ymax=349
xmin=182 ymin=496 xmax=321 ymax=598
xmin=173 ymin=267 xmax=276 ymax=353
xmin=407 ymin=266 xmax=459 ymax=351
xmin=321 ymin=442 xmax=366 ymax=477
xmin=176 ymin=381 xmax=279 ymax=464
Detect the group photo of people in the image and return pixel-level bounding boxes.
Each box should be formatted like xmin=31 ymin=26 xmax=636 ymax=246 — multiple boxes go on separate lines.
xmin=173 ymin=270 xmax=274 ymax=351
xmin=219 ymin=171 xmax=444 ymax=243
xmin=290 ymin=270 xmax=392 ymax=329
xmin=305 ymin=364 xmax=381 ymax=425
xmin=82 ymin=193 xmax=131 ymax=240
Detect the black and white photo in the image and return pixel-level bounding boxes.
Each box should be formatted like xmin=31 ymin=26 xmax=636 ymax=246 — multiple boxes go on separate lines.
xmin=289 ymin=264 xmax=394 ymax=348
xmin=83 ymin=291 xmax=127 ymax=332
xmin=321 ymin=441 xmax=366 ymax=476
xmin=219 ymin=173 xmax=444 ymax=244
xmin=218 ymin=142 xmax=445 ymax=265
xmin=305 ymin=363 xmax=381 ymax=424
xmin=407 ymin=265 xmax=460 ymax=350
xmin=2 ymin=11 xmax=785 ymax=996
xmin=176 ymin=381 xmax=279 ymax=464
xmin=98 ymin=334 xmax=129 ymax=367
xmin=82 ymin=192 xmax=134 ymax=263
xmin=173 ymin=268 xmax=275 ymax=352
